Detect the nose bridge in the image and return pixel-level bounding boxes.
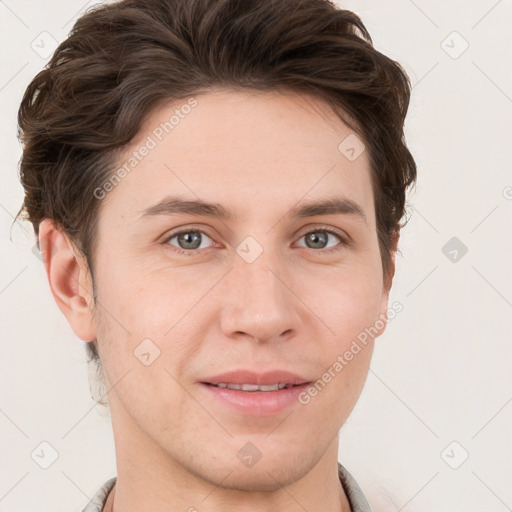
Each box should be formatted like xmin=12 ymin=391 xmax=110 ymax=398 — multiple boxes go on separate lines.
xmin=219 ymin=244 xmax=299 ymax=341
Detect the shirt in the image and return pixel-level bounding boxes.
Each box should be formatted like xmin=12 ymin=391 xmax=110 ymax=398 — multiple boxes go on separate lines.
xmin=81 ymin=462 xmax=371 ymax=512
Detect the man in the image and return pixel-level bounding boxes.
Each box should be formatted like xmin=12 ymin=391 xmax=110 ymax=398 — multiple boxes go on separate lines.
xmin=16 ymin=0 xmax=417 ymax=510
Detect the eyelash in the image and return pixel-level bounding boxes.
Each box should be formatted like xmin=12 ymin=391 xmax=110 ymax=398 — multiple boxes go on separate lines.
xmin=162 ymin=226 xmax=349 ymax=257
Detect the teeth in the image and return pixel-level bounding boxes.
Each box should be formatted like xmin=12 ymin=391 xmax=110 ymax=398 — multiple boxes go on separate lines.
xmin=239 ymin=384 xmax=261 ymax=391
xmin=212 ymin=383 xmax=291 ymax=391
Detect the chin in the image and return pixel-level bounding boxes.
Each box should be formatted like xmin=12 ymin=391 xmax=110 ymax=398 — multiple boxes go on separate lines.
xmin=218 ymin=464 xmax=306 ymax=493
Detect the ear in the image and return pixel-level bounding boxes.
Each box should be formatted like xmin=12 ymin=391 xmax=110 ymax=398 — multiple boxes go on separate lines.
xmin=37 ymin=219 xmax=97 ymax=342
xmin=383 ymin=232 xmax=399 ymax=298
xmin=377 ymin=232 xmax=400 ymax=336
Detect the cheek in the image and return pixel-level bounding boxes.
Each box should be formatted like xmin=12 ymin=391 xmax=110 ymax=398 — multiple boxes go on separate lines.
xmin=315 ymin=264 xmax=384 ymax=342
xmin=301 ymin=271 xmax=380 ymax=420
xmin=92 ymin=289 xmax=193 ymax=425
xmin=94 ymin=253 xmax=172 ymax=326
xmin=92 ymin=259 xmax=202 ymax=377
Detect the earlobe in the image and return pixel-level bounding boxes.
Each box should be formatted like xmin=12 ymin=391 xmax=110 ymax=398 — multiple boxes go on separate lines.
xmin=38 ymin=219 xmax=97 ymax=342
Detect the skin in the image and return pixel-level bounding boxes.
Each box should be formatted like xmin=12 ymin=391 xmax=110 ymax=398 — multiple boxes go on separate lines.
xmin=40 ymin=87 xmax=397 ymax=512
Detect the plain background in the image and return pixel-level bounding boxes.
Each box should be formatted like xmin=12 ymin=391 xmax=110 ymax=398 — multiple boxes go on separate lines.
xmin=1 ymin=1 xmax=511 ymax=510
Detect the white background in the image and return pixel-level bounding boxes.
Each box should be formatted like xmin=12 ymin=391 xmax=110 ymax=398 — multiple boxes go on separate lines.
xmin=1 ymin=1 xmax=511 ymax=510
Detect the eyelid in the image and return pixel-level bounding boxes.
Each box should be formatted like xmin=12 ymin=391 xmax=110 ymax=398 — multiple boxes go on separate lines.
xmin=295 ymin=224 xmax=350 ymax=244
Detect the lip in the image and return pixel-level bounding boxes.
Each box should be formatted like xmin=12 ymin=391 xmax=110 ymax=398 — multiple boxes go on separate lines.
xmin=198 ymin=369 xmax=311 ymax=417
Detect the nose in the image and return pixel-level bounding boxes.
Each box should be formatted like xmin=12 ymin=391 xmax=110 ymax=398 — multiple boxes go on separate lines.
xmin=219 ymin=251 xmax=301 ymax=344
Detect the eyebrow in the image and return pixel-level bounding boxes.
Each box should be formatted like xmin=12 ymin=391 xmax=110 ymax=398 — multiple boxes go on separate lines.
xmin=137 ymin=195 xmax=367 ymax=224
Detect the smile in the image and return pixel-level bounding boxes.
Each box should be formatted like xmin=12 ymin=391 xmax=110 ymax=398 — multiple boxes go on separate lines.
xmin=206 ymin=383 xmax=296 ymax=391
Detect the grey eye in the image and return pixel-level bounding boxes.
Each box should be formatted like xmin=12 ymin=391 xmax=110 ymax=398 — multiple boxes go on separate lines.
xmin=299 ymin=230 xmax=341 ymax=250
xmin=168 ymin=230 xmax=213 ymax=251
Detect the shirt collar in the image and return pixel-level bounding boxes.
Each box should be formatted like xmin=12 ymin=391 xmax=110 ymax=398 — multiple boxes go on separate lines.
xmin=338 ymin=462 xmax=372 ymax=512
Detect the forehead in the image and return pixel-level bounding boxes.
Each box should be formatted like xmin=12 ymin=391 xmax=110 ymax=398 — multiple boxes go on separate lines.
xmin=100 ymin=87 xmax=374 ymax=225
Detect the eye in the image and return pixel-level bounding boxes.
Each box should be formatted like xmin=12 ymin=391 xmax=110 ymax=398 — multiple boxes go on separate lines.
xmin=165 ymin=229 xmax=214 ymax=255
xmin=296 ymin=228 xmax=347 ymax=252
xmin=162 ymin=226 xmax=348 ymax=257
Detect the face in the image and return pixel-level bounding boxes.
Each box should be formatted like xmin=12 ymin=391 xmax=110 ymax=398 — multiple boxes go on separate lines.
xmin=76 ymin=88 xmax=392 ymax=490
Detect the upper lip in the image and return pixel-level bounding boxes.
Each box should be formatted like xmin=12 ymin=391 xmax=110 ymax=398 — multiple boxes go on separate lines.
xmin=201 ymin=370 xmax=310 ymax=386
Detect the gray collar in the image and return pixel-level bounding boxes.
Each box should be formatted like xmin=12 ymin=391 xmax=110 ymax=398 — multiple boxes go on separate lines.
xmin=338 ymin=462 xmax=372 ymax=512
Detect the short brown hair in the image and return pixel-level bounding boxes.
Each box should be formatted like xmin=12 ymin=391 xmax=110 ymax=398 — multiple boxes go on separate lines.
xmin=16 ymin=0 xmax=417 ymax=390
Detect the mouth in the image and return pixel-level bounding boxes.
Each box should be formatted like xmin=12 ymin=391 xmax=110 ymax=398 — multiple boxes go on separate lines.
xmin=200 ymin=369 xmax=310 ymax=387
xmin=202 ymin=382 xmax=303 ymax=391
xmin=198 ymin=370 xmax=312 ymax=416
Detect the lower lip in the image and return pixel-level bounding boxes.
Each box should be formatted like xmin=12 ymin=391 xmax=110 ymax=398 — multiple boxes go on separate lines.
xmin=199 ymin=383 xmax=310 ymax=416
